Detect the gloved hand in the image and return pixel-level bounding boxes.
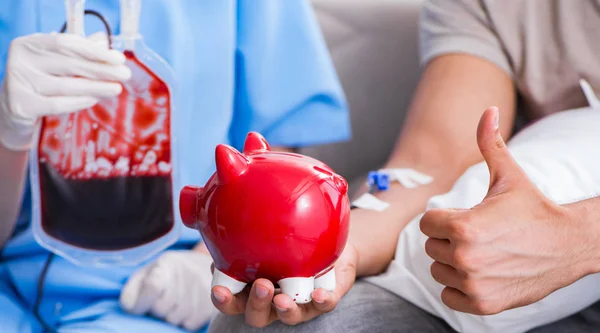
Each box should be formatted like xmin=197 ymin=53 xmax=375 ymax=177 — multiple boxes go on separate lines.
xmin=120 ymin=250 xmax=216 ymax=332
xmin=0 ymin=32 xmax=131 ymax=151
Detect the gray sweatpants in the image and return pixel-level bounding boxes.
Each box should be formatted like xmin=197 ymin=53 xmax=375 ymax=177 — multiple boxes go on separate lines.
xmin=208 ymin=280 xmax=600 ymax=333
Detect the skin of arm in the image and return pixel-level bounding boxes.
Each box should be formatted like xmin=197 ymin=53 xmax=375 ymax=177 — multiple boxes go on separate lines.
xmin=349 ymin=54 xmax=516 ymax=276
xmin=563 ymin=197 xmax=600 ymax=277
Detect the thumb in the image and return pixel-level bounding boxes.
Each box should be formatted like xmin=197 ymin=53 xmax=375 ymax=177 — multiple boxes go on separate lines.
xmin=477 ymin=106 xmax=524 ymax=194
xmin=333 ymin=244 xmax=358 ymax=300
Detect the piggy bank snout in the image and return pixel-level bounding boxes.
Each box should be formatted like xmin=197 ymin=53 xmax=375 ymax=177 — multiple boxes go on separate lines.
xmin=179 ymin=185 xmax=204 ymax=228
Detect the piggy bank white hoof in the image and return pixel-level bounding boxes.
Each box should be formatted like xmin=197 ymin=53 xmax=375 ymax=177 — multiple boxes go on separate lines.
xmin=314 ymin=268 xmax=336 ymax=292
xmin=278 ymin=277 xmax=315 ymax=304
xmin=212 ymin=269 xmax=247 ymax=294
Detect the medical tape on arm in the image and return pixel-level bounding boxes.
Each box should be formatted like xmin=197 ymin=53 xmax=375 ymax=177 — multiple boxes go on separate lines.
xmin=350 ymin=168 xmax=433 ymax=212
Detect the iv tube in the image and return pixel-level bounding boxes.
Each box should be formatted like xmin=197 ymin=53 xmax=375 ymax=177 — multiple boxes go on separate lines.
xmin=120 ymin=0 xmax=142 ymax=50
xmin=64 ymin=0 xmax=85 ymax=36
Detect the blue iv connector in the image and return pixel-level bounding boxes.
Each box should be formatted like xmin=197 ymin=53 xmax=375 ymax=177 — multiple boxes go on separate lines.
xmin=351 ymin=171 xmax=390 ymax=210
xmin=367 ymin=171 xmax=390 ymax=193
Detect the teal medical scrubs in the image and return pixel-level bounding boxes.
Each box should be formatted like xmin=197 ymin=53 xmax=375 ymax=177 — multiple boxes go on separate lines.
xmin=0 ymin=1 xmax=351 ymax=332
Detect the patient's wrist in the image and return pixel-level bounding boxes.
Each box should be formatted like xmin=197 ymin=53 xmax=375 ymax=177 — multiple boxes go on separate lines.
xmin=563 ymin=197 xmax=600 ymax=276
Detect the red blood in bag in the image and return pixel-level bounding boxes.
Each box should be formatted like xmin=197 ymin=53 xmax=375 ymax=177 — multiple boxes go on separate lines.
xmin=37 ymin=51 xmax=174 ymax=250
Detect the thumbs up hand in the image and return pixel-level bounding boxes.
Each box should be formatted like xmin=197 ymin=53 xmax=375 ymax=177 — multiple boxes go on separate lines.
xmin=419 ymin=107 xmax=596 ymax=315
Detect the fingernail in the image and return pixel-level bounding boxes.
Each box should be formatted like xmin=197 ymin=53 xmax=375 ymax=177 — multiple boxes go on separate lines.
xmin=255 ymin=285 xmax=269 ymax=298
xmin=314 ymin=297 xmax=325 ymax=304
xmin=492 ymin=107 xmax=499 ymax=130
xmin=275 ymin=305 xmax=288 ymax=313
xmin=212 ymin=291 xmax=226 ymax=304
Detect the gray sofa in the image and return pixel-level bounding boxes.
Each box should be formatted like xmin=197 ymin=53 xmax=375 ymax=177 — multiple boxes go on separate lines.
xmin=301 ymin=0 xmax=424 ymax=197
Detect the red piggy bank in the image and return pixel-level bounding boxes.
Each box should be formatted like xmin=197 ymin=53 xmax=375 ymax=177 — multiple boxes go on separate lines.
xmin=179 ymin=132 xmax=350 ymax=304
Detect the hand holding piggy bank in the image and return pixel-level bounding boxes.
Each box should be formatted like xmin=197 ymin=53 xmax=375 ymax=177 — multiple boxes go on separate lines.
xmin=179 ymin=132 xmax=350 ymax=304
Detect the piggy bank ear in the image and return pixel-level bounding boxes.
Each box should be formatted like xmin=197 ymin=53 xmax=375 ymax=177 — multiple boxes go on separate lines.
xmin=333 ymin=174 xmax=348 ymax=196
xmin=243 ymin=132 xmax=271 ymax=154
xmin=216 ymin=144 xmax=249 ymax=184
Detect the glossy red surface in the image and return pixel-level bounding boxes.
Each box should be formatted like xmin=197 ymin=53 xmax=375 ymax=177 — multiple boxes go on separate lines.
xmin=180 ymin=132 xmax=350 ymax=283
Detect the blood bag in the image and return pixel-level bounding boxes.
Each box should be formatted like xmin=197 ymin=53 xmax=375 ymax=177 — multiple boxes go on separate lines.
xmin=30 ymin=0 xmax=180 ymax=266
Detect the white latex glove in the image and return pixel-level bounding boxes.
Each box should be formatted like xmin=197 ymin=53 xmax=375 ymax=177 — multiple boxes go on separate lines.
xmin=120 ymin=250 xmax=216 ymax=332
xmin=0 ymin=32 xmax=132 ymax=151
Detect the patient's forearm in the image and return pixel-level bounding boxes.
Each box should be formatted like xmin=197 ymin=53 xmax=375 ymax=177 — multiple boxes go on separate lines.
xmin=349 ymin=142 xmax=474 ymax=277
xmin=350 ymin=54 xmax=516 ymax=277
xmin=350 ymin=177 xmax=453 ymax=277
